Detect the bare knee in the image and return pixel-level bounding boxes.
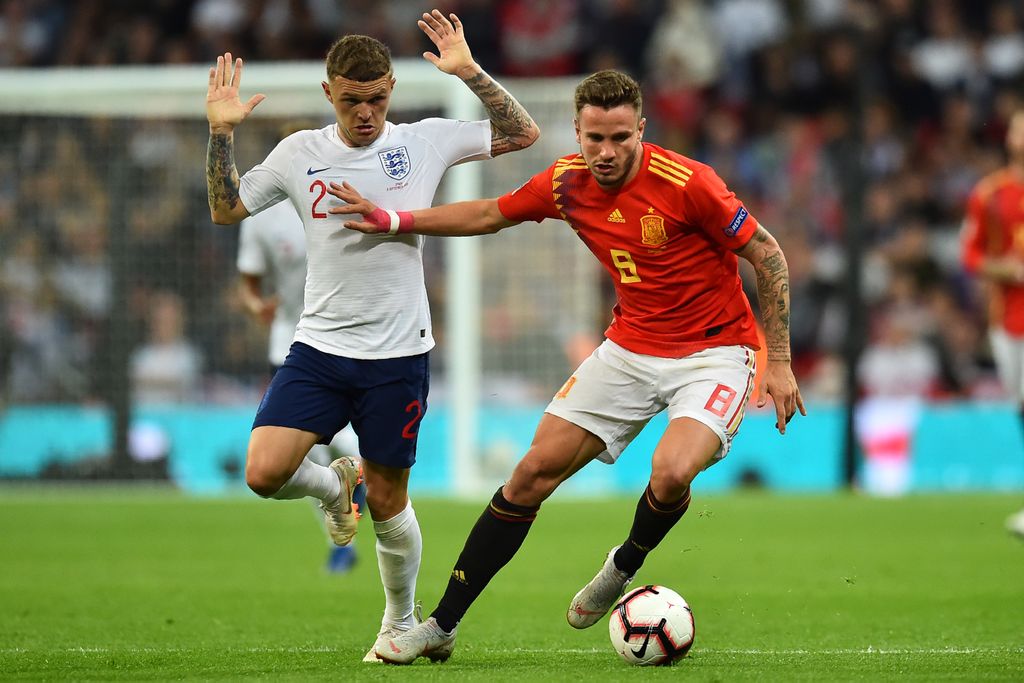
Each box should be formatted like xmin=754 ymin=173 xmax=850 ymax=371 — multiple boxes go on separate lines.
xmin=243 ymin=426 xmax=321 ymax=497
xmin=649 ymin=465 xmax=698 ymax=503
xmin=245 ymin=449 xmax=292 ymax=497
xmin=362 ymin=463 xmax=410 ymax=521
xmin=365 ymin=484 xmax=407 ymax=520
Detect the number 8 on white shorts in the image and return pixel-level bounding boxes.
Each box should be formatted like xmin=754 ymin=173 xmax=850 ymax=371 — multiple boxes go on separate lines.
xmin=545 ymin=340 xmax=756 ymax=465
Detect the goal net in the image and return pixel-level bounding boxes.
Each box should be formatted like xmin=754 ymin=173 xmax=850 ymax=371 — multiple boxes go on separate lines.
xmin=0 ymin=61 xmax=601 ymax=492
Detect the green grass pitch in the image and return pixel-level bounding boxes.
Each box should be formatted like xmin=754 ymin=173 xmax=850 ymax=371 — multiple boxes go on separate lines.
xmin=1 ymin=488 xmax=1021 ymax=680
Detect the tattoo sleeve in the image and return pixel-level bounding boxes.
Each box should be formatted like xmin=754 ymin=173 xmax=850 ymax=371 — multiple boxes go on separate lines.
xmin=207 ymin=132 xmax=241 ymax=217
xmin=461 ymin=70 xmax=538 ymax=156
xmin=745 ymin=226 xmax=792 ymax=361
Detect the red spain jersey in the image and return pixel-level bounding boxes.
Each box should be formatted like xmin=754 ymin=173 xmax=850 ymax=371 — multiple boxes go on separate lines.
xmin=497 ymin=142 xmax=760 ymax=358
xmin=962 ymin=168 xmax=1024 ymax=335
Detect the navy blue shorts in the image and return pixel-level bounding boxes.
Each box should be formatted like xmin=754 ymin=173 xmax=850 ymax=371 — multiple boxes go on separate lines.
xmin=254 ymin=342 xmax=429 ymax=469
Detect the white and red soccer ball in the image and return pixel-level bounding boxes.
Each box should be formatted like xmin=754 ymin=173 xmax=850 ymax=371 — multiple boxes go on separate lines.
xmin=608 ymin=585 xmax=695 ymax=666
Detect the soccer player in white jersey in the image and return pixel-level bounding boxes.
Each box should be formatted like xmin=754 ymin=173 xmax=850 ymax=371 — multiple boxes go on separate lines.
xmin=237 ymin=199 xmax=366 ymax=573
xmin=205 ymin=10 xmax=539 ymax=660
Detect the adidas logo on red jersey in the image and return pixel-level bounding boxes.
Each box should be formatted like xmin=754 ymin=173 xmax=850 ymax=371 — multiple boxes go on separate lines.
xmin=607 ymin=208 xmax=625 ymax=223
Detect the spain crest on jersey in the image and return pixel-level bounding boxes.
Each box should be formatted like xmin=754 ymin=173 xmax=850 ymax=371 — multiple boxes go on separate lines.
xmin=378 ymin=146 xmax=411 ymax=180
xmin=641 ymin=213 xmax=668 ymax=246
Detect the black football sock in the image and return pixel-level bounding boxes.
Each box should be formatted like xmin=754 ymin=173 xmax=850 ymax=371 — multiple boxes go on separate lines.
xmin=431 ymin=487 xmax=540 ymax=633
xmin=613 ymin=484 xmax=691 ymax=577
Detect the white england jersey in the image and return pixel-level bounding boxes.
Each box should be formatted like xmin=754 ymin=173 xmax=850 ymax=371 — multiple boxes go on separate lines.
xmin=237 ymin=201 xmax=307 ymax=366
xmin=239 ymin=118 xmax=491 ymax=359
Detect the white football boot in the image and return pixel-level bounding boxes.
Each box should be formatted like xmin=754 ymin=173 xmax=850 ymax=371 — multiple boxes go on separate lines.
xmin=320 ymin=457 xmax=361 ymax=546
xmin=566 ymin=545 xmax=633 ymax=629
xmin=362 ymin=604 xmax=422 ymax=663
xmin=374 ymin=617 xmax=457 ymax=664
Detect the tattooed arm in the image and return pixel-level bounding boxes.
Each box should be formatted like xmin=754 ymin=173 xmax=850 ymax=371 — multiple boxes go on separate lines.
xmin=418 ymin=10 xmax=539 ymax=157
xmin=206 ymin=52 xmax=265 ymax=224
xmin=461 ymin=68 xmax=541 ymax=156
xmin=737 ymin=225 xmax=792 ymax=361
xmin=207 ymin=131 xmax=246 ymax=224
xmin=735 ymin=224 xmax=806 ymax=433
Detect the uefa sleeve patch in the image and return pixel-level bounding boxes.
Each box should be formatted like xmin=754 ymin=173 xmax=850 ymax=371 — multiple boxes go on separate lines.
xmin=723 ymin=207 xmax=748 ymax=238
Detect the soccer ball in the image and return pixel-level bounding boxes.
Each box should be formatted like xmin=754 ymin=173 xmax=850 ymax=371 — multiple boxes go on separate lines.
xmin=608 ymin=585 xmax=695 ymax=666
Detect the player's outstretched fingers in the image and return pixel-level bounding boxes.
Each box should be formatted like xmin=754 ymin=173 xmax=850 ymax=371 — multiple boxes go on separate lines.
xmin=419 ymin=16 xmax=441 ymax=44
xmin=214 ymin=55 xmax=224 ymax=89
xmin=244 ymin=93 xmax=265 ymax=113
xmin=342 ymin=220 xmax=377 ymax=233
xmin=230 ymin=57 xmax=243 ymax=88
xmin=327 ymin=181 xmax=364 ymax=205
xmin=430 ymin=8 xmax=453 ymax=33
xmin=223 ymin=52 xmax=233 ymax=87
xmin=774 ymin=389 xmax=787 ymax=434
xmin=341 ymin=180 xmax=368 ymax=204
xmin=755 ymin=379 xmax=768 ymax=409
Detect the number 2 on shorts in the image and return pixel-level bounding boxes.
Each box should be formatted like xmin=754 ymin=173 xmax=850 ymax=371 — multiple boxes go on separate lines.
xmin=402 ymin=400 xmax=423 ymax=439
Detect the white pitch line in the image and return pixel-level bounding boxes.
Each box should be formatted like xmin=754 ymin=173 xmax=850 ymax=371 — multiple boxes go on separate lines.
xmin=2 ymin=646 xmax=1022 ymax=656
xmin=513 ymin=647 xmax=1024 ymax=655
xmin=1 ymin=647 xmax=342 ymax=655
xmin=709 ymin=648 xmax=1024 ymax=655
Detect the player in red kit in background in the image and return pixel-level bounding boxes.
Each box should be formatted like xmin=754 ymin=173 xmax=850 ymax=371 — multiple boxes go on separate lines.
xmin=330 ymin=70 xmax=804 ymax=664
xmin=962 ymin=109 xmax=1024 ymax=539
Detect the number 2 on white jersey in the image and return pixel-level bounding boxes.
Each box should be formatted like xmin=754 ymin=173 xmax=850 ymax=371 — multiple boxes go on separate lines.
xmin=309 ymin=180 xmax=327 ymax=219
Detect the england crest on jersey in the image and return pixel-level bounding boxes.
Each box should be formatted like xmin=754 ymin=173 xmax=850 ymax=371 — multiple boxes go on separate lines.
xmin=378 ymin=146 xmax=411 ymax=180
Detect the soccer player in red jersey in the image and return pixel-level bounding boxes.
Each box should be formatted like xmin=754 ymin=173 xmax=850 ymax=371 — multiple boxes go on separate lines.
xmin=329 ymin=70 xmax=805 ymax=663
xmin=962 ymin=109 xmax=1024 ymax=538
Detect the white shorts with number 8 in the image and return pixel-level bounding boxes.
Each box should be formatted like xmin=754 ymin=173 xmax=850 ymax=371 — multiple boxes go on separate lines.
xmin=545 ymin=339 xmax=757 ymax=464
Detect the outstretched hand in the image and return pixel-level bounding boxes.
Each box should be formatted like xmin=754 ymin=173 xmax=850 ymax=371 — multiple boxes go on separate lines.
xmin=207 ymin=52 xmax=265 ymax=132
xmin=327 ymin=181 xmax=384 ymax=233
xmin=418 ymin=9 xmax=476 ymax=76
xmin=757 ymin=360 xmax=806 ymax=435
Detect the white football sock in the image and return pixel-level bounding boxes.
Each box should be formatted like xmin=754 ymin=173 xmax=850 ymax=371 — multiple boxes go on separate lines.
xmin=305 ymin=443 xmax=334 ymax=467
xmin=270 ymin=456 xmax=340 ymax=502
xmin=375 ymin=500 xmax=422 ymax=627
xmin=303 ymin=445 xmax=342 ymax=546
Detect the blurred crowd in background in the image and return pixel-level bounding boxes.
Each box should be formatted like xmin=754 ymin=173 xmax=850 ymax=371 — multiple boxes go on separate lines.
xmin=3 ymin=0 xmax=1024 ymax=408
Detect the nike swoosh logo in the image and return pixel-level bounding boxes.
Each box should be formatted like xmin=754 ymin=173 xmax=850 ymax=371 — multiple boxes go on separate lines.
xmin=307 ymin=166 xmax=330 ymax=175
xmin=573 ymin=606 xmax=605 ymax=616
xmin=630 ymin=627 xmax=654 ymax=658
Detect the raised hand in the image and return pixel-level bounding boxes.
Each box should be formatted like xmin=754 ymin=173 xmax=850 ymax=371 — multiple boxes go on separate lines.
xmin=207 ymin=52 xmax=265 ymax=133
xmin=418 ymin=10 xmax=475 ymax=76
xmin=757 ymin=361 xmax=806 ymax=435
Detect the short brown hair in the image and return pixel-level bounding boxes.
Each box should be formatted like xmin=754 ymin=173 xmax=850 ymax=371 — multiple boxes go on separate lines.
xmin=325 ymin=35 xmax=392 ymax=81
xmin=574 ymin=70 xmax=642 ymax=115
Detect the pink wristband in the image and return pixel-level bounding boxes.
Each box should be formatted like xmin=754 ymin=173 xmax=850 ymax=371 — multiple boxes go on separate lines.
xmin=366 ymin=207 xmax=415 ymax=235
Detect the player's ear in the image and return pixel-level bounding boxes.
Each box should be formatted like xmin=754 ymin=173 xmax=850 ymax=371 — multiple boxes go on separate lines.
xmin=321 ymin=81 xmax=332 ymax=103
xmin=637 ymin=117 xmax=646 ymax=140
xmin=574 ymin=118 xmax=581 ymax=143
